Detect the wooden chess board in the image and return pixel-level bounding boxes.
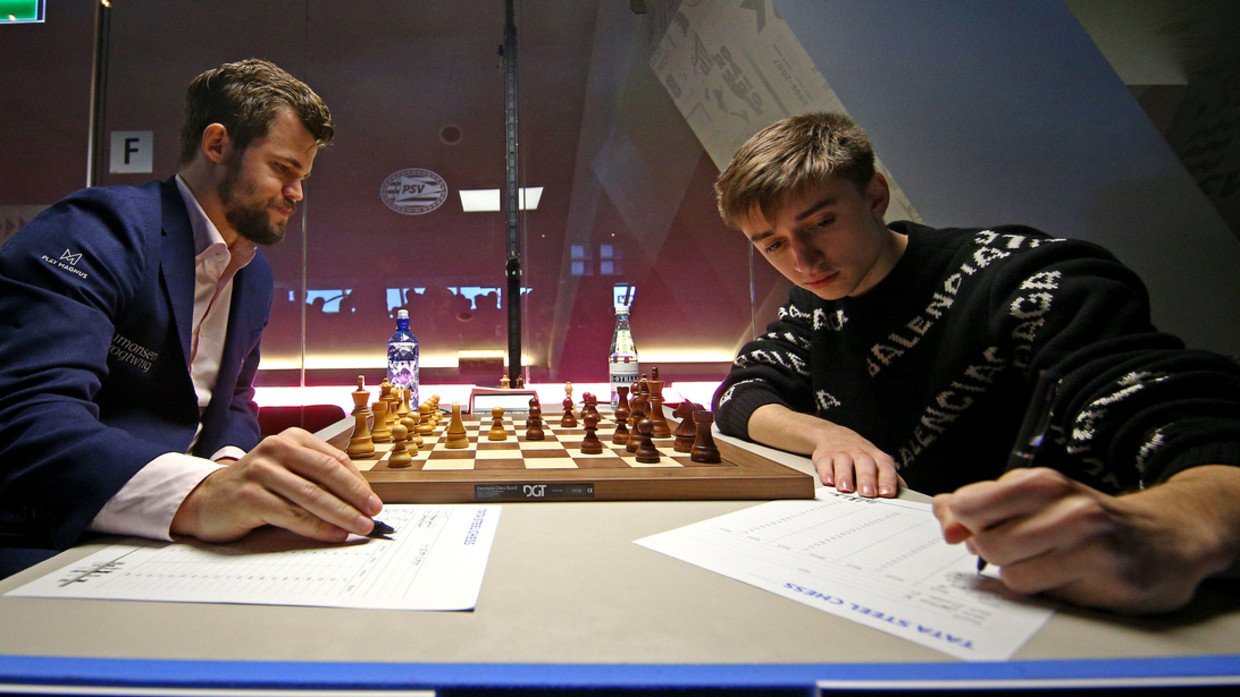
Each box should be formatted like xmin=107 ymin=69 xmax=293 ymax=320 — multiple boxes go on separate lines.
xmin=328 ymin=411 xmax=814 ymax=503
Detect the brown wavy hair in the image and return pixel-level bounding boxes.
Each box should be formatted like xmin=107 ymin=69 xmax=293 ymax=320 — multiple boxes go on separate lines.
xmin=178 ymin=58 xmax=334 ymax=164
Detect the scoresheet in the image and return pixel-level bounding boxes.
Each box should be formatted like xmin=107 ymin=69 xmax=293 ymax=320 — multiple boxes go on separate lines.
xmin=635 ymin=490 xmax=1054 ymax=661
xmin=6 ymin=504 xmax=500 ymax=611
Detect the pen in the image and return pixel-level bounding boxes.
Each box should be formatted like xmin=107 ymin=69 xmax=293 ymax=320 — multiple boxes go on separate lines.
xmin=367 ymin=518 xmax=396 ymax=539
xmin=977 ymin=369 xmax=1061 ymax=572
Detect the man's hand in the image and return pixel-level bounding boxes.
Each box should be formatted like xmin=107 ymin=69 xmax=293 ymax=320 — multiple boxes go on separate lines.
xmin=933 ymin=466 xmax=1240 ymax=614
xmin=171 ymin=428 xmax=383 ymax=543
xmin=749 ymin=404 xmax=902 ymax=497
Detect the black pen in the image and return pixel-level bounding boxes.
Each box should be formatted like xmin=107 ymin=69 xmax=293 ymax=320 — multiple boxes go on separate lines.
xmin=367 ymin=518 xmax=396 ymax=539
xmin=977 ymin=369 xmax=1061 ymax=572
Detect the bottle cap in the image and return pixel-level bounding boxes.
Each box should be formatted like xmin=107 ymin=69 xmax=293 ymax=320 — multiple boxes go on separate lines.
xmin=397 ymin=309 xmax=409 ymax=319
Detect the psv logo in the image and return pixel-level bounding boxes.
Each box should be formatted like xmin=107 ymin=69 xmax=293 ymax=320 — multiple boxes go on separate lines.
xmin=379 ymin=167 xmax=448 ymax=215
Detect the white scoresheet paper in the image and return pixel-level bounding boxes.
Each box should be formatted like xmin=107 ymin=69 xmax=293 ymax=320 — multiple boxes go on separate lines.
xmin=7 ymin=504 xmax=500 ymax=611
xmin=636 ymin=490 xmax=1054 ymax=661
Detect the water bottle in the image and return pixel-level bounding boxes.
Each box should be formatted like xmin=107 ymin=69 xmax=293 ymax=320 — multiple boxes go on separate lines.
xmin=387 ymin=309 xmax=419 ymax=404
xmin=609 ymin=303 xmax=639 ymax=408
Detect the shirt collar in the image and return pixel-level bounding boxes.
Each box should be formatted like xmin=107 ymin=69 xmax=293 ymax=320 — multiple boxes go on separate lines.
xmin=175 ymin=174 xmax=258 ymax=268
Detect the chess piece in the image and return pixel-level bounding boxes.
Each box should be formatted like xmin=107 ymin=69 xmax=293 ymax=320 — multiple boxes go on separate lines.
xmin=634 ymin=418 xmax=661 ymax=463
xmin=346 ymin=375 xmax=376 ymax=458
xmin=580 ymin=411 xmax=604 ymax=454
xmin=417 ymin=402 xmax=436 ymax=437
xmin=379 ymin=379 xmax=397 ymax=430
xmin=648 ymin=367 xmax=672 ymax=438
xmin=611 ymin=416 xmax=630 ymax=445
xmin=690 ymin=410 xmax=722 ymax=463
xmin=501 ymin=374 xmax=510 ymax=389
xmin=582 ymin=392 xmax=600 ymax=421
xmin=444 ymin=402 xmax=470 ymax=449
xmin=525 ymin=400 xmax=545 ymax=440
xmin=370 ymin=399 xmax=392 ymax=443
xmin=388 ymin=423 xmax=413 ymax=468
xmin=614 ymin=385 xmax=631 ymax=426
xmin=402 ymin=411 xmax=424 ymax=451
xmin=672 ymin=401 xmax=699 ymax=453
xmin=395 ymin=386 xmax=411 ymax=422
xmin=629 ymin=392 xmax=647 ymax=432
xmin=626 ymin=413 xmax=642 ymax=453
xmin=488 ymin=406 xmax=508 ymax=441
xmin=560 ymin=394 xmax=577 ymax=428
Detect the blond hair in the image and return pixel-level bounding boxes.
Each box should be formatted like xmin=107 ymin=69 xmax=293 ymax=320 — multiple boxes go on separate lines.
xmin=714 ymin=112 xmax=875 ymax=229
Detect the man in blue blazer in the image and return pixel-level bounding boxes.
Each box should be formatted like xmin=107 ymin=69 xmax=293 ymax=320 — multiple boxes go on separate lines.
xmin=0 ymin=59 xmax=384 ymax=555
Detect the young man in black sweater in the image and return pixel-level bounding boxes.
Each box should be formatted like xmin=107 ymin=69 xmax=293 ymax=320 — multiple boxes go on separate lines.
xmin=712 ymin=112 xmax=1240 ymax=614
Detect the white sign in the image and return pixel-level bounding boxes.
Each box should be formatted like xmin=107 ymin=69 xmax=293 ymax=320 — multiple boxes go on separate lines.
xmin=109 ymin=130 xmax=153 ymax=174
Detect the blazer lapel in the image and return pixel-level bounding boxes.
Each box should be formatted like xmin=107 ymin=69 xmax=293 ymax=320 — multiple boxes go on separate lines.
xmin=158 ymin=177 xmax=196 ymax=368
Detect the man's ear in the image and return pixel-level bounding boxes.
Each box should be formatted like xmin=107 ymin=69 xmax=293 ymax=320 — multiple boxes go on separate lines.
xmin=866 ymin=172 xmax=890 ymax=219
xmin=199 ymin=123 xmax=230 ymax=165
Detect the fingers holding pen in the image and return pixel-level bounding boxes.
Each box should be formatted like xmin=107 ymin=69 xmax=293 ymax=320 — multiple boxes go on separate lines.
xmin=934 ymin=468 xmax=1076 ymax=539
xmin=173 ymin=428 xmax=383 ymax=544
xmin=933 ymin=467 xmax=1132 ymax=592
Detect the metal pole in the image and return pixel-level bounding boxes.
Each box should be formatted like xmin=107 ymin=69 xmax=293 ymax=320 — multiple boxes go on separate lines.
xmin=86 ymin=0 xmax=112 ymax=187
xmin=502 ymin=0 xmax=522 ymax=384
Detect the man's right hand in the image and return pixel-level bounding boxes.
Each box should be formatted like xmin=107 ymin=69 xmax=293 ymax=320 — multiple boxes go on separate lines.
xmin=170 ymin=428 xmax=383 ymax=543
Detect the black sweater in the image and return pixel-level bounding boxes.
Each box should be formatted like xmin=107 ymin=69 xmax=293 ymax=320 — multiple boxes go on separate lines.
xmin=713 ymin=222 xmax=1240 ymax=495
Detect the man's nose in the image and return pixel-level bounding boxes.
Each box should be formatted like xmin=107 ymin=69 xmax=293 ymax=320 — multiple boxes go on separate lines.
xmin=791 ymin=234 xmax=819 ymax=272
xmin=284 ymin=179 xmax=304 ymax=202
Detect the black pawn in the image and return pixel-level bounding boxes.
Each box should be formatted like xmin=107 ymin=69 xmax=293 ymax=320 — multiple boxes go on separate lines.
xmin=526 ymin=402 xmax=545 ymax=441
xmin=634 ymin=418 xmax=661 ymax=463
xmin=612 ymin=417 xmax=630 ymax=445
xmin=580 ymin=412 xmax=604 ymax=454
xmin=560 ymin=397 xmax=577 ymax=428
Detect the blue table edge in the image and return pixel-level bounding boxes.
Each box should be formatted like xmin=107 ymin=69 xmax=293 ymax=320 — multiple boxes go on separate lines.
xmin=1 ymin=654 xmax=1238 ymax=690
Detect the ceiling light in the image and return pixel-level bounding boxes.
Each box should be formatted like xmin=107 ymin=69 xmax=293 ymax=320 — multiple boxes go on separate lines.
xmin=459 ymin=187 xmax=543 ymax=212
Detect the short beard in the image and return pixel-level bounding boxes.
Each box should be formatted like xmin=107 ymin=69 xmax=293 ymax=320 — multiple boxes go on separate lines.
xmin=219 ymin=155 xmax=290 ymax=246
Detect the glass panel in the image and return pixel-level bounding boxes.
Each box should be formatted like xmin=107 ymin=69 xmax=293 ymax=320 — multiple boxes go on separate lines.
xmin=83 ymin=0 xmax=789 ymax=404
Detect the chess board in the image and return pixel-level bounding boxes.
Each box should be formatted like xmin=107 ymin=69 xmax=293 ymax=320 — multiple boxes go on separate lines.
xmin=328 ymin=410 xmax=814 ymax=503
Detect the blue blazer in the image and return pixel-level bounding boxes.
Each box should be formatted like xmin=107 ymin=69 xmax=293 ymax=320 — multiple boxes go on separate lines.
xmin=0 ymin=178 xmax=272 ymax=548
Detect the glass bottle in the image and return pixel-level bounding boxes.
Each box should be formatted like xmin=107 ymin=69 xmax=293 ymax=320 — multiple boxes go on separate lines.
xmin=609 ymin=303 xmax=639 ymax=408
xmin=387 ymin=309 xmax=419 ymax=405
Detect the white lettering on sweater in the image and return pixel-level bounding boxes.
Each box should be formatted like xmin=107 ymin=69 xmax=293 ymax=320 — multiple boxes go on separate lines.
xmin=813 ymin=308 xmax=848 ymax=331
xmin=816 ymin=389 xmax=842 ymax=412
xmin=717 ymin=378 xmax=764 ymax=408
xmin=1009 ymin=270 xmax=1061 ymax=369
xmin=779 ymin=303 xmax=813 ymax=321
xmin=868 ymin=230 xmax=1028 ymax=377
xmin=1068 ymin=370 xmax=1167 ymax=490
xmin=1134 ymin=427 xmax=1166 ymax=488
xmin=734 ymin=348 xmax=809 ymax=377
xmin=897 ymin=346 xmax=1007 ymax=469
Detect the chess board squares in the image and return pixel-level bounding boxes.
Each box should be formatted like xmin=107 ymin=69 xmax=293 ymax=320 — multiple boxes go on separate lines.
xmin=353 ymin=417 xmax=728 ymax=473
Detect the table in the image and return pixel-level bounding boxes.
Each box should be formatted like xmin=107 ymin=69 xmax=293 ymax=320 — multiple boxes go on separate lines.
xmin=2 ymin=428 xmax=1238 ymax=694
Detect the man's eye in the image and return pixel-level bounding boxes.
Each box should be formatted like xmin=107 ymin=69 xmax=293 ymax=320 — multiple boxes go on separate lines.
xmin=812 ymin=217 xmax=834 ymax=230
xmin=764 ymin=239 xmax=785 ymax=254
